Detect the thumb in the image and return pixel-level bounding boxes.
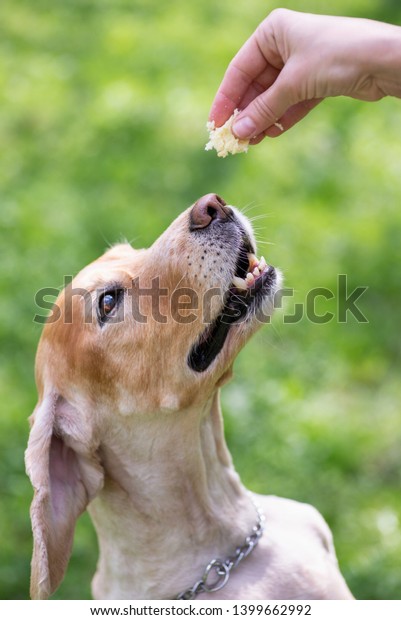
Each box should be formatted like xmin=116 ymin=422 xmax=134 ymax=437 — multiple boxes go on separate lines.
xmin=233 ymin=71 xmax=296 ymax=139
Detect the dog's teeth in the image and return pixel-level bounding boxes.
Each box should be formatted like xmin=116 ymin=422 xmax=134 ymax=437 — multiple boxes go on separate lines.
xmin=252 ymin=267 xmax=260 ymax=278
xmin=259 ymin=256 xmax=267 ymax=272
xmin=247 ymin=253 xmax=259 ymax=269
xmin=232 ymin=276 xmax=247 ymax=291
xmin=246 ymin=272 xmax=255 ymax=285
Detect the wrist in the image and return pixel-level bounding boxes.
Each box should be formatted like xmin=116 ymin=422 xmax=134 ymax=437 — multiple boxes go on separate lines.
xmin=369 ymin=25 xmax=401 ymax=98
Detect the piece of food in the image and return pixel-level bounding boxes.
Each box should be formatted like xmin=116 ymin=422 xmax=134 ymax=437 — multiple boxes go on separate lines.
xmin=205 ymin=109 xmax=249 ymax=158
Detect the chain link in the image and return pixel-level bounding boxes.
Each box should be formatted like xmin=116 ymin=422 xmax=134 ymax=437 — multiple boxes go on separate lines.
xmin=176 ymin=496 xmax=265 ymax=600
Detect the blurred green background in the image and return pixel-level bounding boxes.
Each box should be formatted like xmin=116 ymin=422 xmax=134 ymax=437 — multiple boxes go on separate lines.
xmin=1 ymin=0 xmax=401 ymax=601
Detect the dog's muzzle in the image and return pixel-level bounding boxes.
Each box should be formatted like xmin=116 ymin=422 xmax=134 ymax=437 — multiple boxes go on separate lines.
xmin=187 ymin=194 xmax=277 ymax=373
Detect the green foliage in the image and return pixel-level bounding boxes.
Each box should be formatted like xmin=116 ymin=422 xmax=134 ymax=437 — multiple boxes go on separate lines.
xmin=1 ymin=0 xmax=400 ymax=601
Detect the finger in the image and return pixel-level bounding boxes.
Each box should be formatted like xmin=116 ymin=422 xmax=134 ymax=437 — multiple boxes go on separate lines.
xmin=238 ymin=65 xmax=281 ymax=110
xmin=248 ymin=98 xmax=322 ymax=144
xmin=209 ymin=31 xmax=278 ymax=126
xmin=232 ymin=67 xmax=298 ymax=139
xmin=209 ymin=91 xmax=239 ymax=128
xmin=264 ymin=98 xmax=322 ymax=137
xmin=209 ymin=65 xmax=280 ymax=128
xmin=248 ymin=134 xmax=265 ymax=146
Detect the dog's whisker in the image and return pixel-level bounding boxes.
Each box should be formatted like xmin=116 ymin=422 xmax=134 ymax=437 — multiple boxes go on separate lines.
xmin=254 ymin=240 xmax=275 ymax=247
xmin=247 ymin=214 xmax=272 ymax=223
xmin=238 ymin=202 xmax=260 ymax=215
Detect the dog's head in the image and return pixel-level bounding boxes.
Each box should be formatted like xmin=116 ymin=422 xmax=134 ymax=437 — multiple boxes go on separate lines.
xmin=25 ymin=194 xmax=282 ymax=598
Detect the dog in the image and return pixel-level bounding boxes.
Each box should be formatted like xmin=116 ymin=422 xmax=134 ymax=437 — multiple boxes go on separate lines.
xmin=25 ymin=194 xmax=353 ymax=600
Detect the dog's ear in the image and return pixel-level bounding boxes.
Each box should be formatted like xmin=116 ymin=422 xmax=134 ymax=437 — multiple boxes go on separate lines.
xmin=25 ymin=392 xmax=104 ymax=599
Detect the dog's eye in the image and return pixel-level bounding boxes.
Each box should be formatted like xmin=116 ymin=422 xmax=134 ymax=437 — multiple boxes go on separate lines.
xmin=98 ymin=288 xmax=124 ymax=322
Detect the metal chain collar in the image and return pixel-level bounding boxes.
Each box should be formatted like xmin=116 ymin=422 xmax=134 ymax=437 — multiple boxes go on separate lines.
xmin=176 ymin=497 xmax=265 ymax=600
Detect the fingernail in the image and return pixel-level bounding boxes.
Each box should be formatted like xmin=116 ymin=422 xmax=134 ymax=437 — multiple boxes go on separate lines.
xmin=233 ymin=116 xmax=256 ymax=139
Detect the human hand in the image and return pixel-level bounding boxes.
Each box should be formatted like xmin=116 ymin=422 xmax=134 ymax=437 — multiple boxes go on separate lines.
xmin=210 ymin=9 xmax=401 ymax=143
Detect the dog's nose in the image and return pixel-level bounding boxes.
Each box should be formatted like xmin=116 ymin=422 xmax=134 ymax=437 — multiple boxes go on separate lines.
xmin=189 ymin=194 xmax=232 ymax=230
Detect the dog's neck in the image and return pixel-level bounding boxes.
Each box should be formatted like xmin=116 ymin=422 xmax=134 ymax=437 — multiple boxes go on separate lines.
xmin=89 ymin=390 xmax=257 ymax=600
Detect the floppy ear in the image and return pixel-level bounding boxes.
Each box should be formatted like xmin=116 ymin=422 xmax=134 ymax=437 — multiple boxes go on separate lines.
xmin=25 ymin=392 xmax=104 ymax=599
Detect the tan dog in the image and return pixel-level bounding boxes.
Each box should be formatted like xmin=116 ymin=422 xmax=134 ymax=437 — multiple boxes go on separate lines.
xmin=25 ymin=194 xmax=353 ymax=600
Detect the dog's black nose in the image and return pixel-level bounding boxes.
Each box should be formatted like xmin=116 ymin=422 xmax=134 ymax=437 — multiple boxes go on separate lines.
xmin=189 ymin=193 xmax=232 ymax=230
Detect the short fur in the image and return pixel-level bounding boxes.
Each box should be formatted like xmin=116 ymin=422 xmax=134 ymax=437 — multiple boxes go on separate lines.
xmin=25 ymin=198 xmax=353 ymax=600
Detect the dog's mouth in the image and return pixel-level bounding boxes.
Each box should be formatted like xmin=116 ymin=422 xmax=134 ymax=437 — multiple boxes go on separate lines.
xmin=188 ymin=236 xmax=277 ymax=373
